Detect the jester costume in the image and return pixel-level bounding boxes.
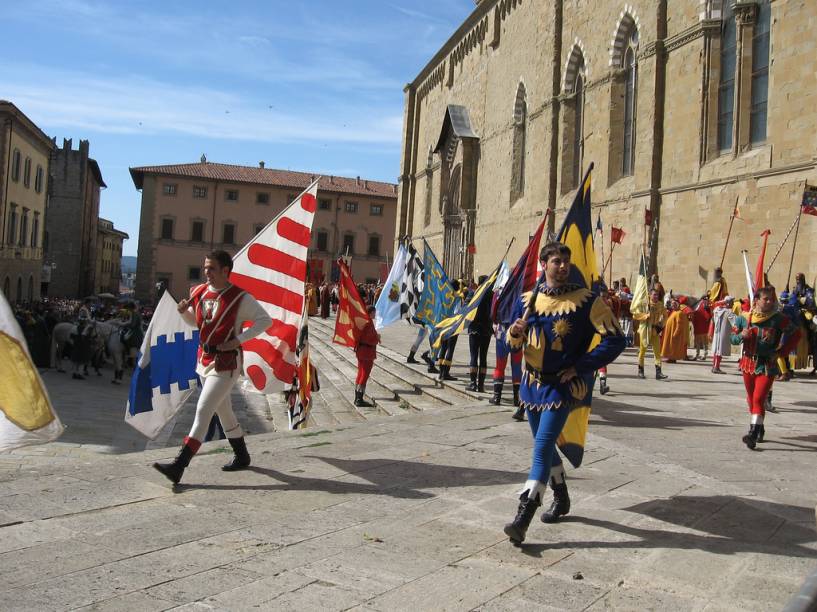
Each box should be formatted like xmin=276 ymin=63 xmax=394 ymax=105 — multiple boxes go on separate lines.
xmin=503 ymin=282 xmax=625 ymax=544
xmin=730 ymin=309 xmax=800 ymax=449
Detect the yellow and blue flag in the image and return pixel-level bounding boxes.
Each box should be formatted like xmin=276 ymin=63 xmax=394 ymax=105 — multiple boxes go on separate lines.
xmin=555 ymin=163 xmax=601 ymax=469
xmin=557 ymin=164 xmax=602 ymax=293
xmin=431 ymin=268 xmax=499 ymax=349
xmin=630 ymin=250 xmax=649 ymax=319
xmin=415 ymin=241 xmax=456 ymax=329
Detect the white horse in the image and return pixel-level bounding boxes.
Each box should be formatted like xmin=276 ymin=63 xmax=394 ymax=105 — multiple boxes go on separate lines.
xmin=94 ymin=320 xmax=131 ymax=384
xmin=50 ymin=322 xmax=76 ymax=371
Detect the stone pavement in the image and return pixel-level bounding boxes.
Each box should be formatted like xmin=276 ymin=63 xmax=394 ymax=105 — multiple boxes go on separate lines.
xmin=0 ymin=318 xmax=816 ymax=610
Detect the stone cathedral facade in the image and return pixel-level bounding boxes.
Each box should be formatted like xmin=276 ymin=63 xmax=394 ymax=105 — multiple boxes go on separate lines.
xmin=395 ymin=0 xmax=817 ymax=294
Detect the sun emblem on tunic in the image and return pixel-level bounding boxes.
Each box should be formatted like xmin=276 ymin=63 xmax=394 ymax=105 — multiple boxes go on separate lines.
xmin=551 ymin=318 xmax=572 ymax=351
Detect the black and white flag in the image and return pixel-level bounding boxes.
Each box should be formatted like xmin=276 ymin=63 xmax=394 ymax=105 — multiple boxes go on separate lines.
xmin=400 ymin=242 xmax=424 ymax=322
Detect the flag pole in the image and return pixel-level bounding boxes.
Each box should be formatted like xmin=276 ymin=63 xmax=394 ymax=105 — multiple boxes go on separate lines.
xmin=765 ymin=212 xmax=801 ymax=276
xmin=785 ymin=207 xmax=803 ymax=291
xmin=718 ymin=196 xmax=740 ymax=269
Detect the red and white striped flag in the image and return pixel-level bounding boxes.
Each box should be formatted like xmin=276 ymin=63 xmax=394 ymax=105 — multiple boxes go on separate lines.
xmin=231 ymin=181 xmax=318 ymax=393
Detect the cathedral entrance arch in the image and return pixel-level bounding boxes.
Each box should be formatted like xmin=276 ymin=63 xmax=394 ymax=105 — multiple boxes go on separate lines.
xmin=433 ymin=105 xmax=480 ymax=281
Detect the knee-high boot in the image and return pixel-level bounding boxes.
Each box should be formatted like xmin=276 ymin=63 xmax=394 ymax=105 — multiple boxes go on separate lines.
xmin=489 ymin=382 xmax=503 ymax=405
xmin=466 ymin=369 xmax=478 ymax=391
xmin=222 ymin=437 xmax=251 ymax=471
xmin=477 ymin=370 xmax=487 ymax=393
xmin=153 ymin=437 xmax=200 ymax=485
xmin=512 ymin=383 xmax=520 ymax=407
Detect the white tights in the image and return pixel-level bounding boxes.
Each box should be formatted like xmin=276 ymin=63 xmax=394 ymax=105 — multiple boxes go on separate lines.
xmin=188 ymin=374 xmax=244 ymax=442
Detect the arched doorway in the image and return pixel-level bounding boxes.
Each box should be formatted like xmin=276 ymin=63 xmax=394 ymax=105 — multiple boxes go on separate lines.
xmin=16 ymin=277 xmax=22 ymax=303
xmin=28 ymin=275 xmax=34 ymax=302
xmin=2 ymin=277 xmax=9 ymax=299
xmin=443 ymin=163 xmax=465 ymax=279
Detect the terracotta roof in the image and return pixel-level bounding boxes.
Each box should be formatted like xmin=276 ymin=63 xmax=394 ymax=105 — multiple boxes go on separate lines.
xmin=129 ymin=162 xmax=397 ymax=198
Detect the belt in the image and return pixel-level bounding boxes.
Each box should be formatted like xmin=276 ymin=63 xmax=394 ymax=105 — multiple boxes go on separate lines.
xmin=524 ymin=367 xmax=562 ymax=384
xmin=201 ymin=343 xmax=238 ymax=355
xmin=357 ymin=342 xmax=376 ymax=348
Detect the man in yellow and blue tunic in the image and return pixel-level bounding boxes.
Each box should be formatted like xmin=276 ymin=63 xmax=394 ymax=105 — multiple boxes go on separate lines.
xmin=503 ymin=242 xmax=625 ymax=545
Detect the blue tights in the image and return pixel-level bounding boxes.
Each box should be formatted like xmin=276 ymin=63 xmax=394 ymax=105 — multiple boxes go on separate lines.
xmin=526 ymin=405 xmax=568 ymax=483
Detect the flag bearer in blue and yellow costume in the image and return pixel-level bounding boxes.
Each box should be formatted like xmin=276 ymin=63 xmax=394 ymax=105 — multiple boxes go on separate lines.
xmin=503 ymin=242 xmax=625 ymax=544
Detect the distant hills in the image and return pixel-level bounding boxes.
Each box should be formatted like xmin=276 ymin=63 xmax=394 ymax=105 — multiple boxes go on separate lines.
xmin=121 ymin=256 xmax=137 ymax=274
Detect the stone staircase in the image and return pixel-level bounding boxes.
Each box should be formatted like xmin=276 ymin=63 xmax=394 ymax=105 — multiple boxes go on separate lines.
xmin=303 ymin=317 xmax=485 ymax=427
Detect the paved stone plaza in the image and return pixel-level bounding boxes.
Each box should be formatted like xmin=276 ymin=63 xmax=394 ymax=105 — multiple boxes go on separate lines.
xmin=1 ymin=318 xmax=815 ymax=610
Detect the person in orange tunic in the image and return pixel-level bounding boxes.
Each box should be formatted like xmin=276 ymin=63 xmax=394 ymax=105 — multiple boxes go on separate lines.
xmin=660 ymin=297 xmax=690 ymax=363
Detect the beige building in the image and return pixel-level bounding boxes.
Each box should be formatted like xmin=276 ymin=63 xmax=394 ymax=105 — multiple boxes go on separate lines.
xmin=397 ymin=0 xmax=817 ymax=294
xmin=0 ymin=101 xmax=53 ymax=303
xmin=95 ymin=218 xmax=128 ymax=295
xmin=131 ymin=160 xmax=398 ymax=302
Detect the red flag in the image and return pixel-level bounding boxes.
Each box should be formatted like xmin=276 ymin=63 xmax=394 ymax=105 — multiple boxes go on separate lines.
xmin=492 ymin=216 xmax=546 ymax=324
xmin=231 ymin=181 xmax=318 ymax=394
xmin=333 ymin=259 xmax=372 ymax=348
xmin=754 ymin=229 xmax=771 ymax=294
xmin=611 ymin=227 xmax=625 ymax=244
xmin=644 ymin=209 xmax=653 ymax=226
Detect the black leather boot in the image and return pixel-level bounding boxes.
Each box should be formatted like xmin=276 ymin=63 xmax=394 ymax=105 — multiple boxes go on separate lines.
xmin=637 ymin=365 xmax=645 ymax=379
xmin=541 ymin=482 xmax=571 ymax=523
xmin=222 ymin=437 xmax=251 ymax=471
xmin=477 ymin=371 xmax=486 ymax=393
xmin=511 ymin=406 xmax=526 ymax=421
xmin=153 ymin=440 xmax=197 ymax=485
xmin=757 ymin=424 xmax=765 ymax=443
xmin=354 ymin=389 xmax=373 ymax=408
xmin=489 ymin=382 xmax=502 ymax=405
xmin=423 ymin=351 xmax=439 ymax=373
xmin=599 ymin=376 xmax=609 ymax=395
xmin=465 ymin=371 xmax=478 ymax=391
xmin=406 ymin=350 xmax=419 ymax=364
xmin=442 ymin=365 xmax=457 ymax=381
xmin=512 ymin=383 xmax=520 ymax=407
xmin=742 ymin=424 xmax=758 ymax=450
xmin=503 ymin=490 xmax=541 ymax=545
xmin=655 ymin=365 xmax=668 ymax=380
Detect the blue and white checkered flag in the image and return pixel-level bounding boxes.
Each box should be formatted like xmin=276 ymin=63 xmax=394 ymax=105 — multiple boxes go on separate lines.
xmin=125 ymin=291 xmax=199 ymax=439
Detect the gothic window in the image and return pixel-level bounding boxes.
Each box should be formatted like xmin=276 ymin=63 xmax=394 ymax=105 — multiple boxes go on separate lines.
xmin=622 ymin=29 xmax=638 ymax=177
xmin=750 ymin=0 xmax=771 ymax=144
xmin=23 ymin=157 xmax=31 ymax=188
xmin=19 ymin=210 xmax=28 ymax=247
xmin=34 ymin=165 xmax=44 ymax=193
xmin=717 ymin=2 xmax=737 ymax=151
xmin=7 ymin=205 xmax=17 ymax=245
xmin=11 ymin=150 xmax=20 ymax=182
xmin=572 ymin=65 xmax=585 ymax=188
xmin=561 ymin=44 xmax=587 ymax=192
xmin=510 ymin=82 xmax=527 ymax=202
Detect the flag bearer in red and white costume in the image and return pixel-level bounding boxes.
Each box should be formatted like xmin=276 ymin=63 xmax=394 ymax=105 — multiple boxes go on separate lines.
xmin=153 ymin=250 xmax=272 ymax=485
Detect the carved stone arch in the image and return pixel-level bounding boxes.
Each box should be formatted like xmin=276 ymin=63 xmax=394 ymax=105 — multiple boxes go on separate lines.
xmin=609 ymin=6 xmax=641 ymax=67
xmin=563 ymin=39 xmax=588 ymax=93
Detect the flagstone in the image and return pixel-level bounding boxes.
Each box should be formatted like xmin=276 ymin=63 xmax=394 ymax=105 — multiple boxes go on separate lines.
xmin=75 ymin=590 xmax=176 ymax=612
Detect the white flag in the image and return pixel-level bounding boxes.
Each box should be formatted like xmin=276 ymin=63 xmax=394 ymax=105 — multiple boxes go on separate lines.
xmin=0 ymin=292 xmax=63 ymax=452
xmin=374 ymin=243 xmax=408 ymax=330
xmin=230 ymin=181 xmax=318 ymax=394
xmin=125 ymin=291 xmax=199 ymax=439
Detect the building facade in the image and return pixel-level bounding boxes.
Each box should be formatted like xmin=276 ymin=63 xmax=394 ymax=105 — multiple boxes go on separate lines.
xmin=397 ymin=0 xmax=817 ymax=294
xmin=44 ymin=138 xmax=106 ymax=298
xmin=0 ymin=101 xmax=53 ymax=303
xmin=131 ymin=160 xmax=397 ymax=302
xmin=95 ymin=218 xmax=128 ymax=295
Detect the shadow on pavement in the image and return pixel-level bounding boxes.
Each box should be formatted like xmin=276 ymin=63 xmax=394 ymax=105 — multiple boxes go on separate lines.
xmin=179 ymin=456 xmax=526 ymax=499
xmin=519 ymin=495 xmax=817 ymax=558
xmin=591 ymin=398 xmax=728 ymax=430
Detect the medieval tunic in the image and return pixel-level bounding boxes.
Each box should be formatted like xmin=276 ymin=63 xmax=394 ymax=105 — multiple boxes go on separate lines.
xmin=635 ymin=299 xmax=667 ymax=366
xmin=711 ymin=303 xmax=736 ymax=357
xmin=355 ymin=318 xmax=380 ymax=387
xmin=731 ymin=310 xmax=800 ymax=416
xmin=506 ymin=283 xmax=625 ymax=489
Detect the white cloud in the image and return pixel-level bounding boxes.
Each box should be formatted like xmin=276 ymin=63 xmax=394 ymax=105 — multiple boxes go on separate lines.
xmin=1 ymin=64 xmax=403 ymax=146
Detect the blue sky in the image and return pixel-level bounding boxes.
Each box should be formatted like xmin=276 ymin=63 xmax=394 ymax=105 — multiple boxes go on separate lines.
xmin=1 ymin=0 xmax=473 ymax=256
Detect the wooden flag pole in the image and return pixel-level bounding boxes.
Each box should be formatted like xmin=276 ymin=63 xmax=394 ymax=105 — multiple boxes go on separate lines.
xmin=785 ymin=207 xmax=803 ymax=291
xmin=719 ymin=196 xmax=740 ymax=269
xmin=766 ymin=211 xmax=801 ymax=276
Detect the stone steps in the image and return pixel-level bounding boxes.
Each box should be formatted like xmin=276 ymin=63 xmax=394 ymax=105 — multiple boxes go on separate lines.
xmin=307 ymin=317 xmax=481 ymax=411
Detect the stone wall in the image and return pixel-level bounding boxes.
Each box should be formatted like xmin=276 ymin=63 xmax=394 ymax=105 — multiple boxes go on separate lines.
xmin=397 ymin=0 xmax=817 ymax=295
